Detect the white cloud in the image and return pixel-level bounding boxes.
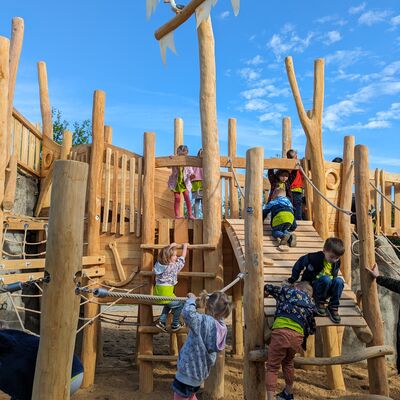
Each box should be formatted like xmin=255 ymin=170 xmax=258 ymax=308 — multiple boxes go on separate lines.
xmin=315 ymin=15 xmax=347 ymax=26
xmin=349 ymin=3 xmax=366 ymax=15
xmin=219 ymin=11 xmax=230 ymax=19
xmin=241 ymin=87 xmax=267 ymax=100
xmin=324 ymin=31 xmax=342 ymax=45
xmin=325 ymin=49 xmax=368 ymax=69
xmin=244 ymin=99 xmax=270 ymax=111
xmin=358 ymin=10 xmax=390 ymax=26
xmin=268 ymin=29 xmax=314 ymax=60
xmin=324 ymin=100 xmax=363 ymax=131
xmin=238 ymin=67 xmax=261 ymax=81
xmin=332 ymin=69 xmax=361 ymax=82
xmin=391 ymin=15 xmax=400 ymax=27
xmin=259 ymin=112 xmax=281 ymax=122
xmin=246 ymin=55 xmax=264 ymax=66
xmin=241 ymin=83 xmax=290 ymax=100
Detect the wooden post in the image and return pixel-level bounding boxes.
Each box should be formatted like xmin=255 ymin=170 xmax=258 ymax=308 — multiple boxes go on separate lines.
xmin=60 ymin=130 xmax=73 ymax=160
xmin=139 ymin=132 xmax=155 ymax=393
xmin=380 ymin=170 xmax=387 ymax=234
xmin=354 ymin=145 xmax=389 ymax=396
xmin=174 ymin=117 xmax=184 ymax=216
xmin=374 ymin=169 xmax=380 ymax=235
xmin=285 ymin=57 xmax=328 ymax=239
xmin=104 ymin=125 xmax=112 ymax=145
xmin=282 ymin=117 xmax=292 ymax=158
xmin=338 ymin=136 xmax=354 ymax=285
xmin=197 ymin=17 xmax=224 ymax=400
xmin=31 ymin=160 xmax=88 ymax=400
xmin=0 ymin=37 xmax=10 ymax=248
xmin=243 ymin=147 xmax=265 ymax=400
xmin=81 ymin=90 xmax=105 ymax=388
xmin=228 ymin=118 xmax=239 ymax=219
xmin=37 ymin=61 xmax=53 ymax=141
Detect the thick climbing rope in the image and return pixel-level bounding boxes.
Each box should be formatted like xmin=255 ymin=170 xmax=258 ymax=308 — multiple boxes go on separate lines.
xmin=296 ymin=162 xmax=353 ymax=216
xmin=370 ymin=182 xmax=400 ymax=212
xmin=227 ymin=158 xmax=245 ymax=199
xmin=90 ymin=272 xmax=247 ymax=303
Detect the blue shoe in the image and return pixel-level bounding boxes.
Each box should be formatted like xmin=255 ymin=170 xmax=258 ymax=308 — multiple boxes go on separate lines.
xmin=276 ymin=389 xmax=294 ymax=400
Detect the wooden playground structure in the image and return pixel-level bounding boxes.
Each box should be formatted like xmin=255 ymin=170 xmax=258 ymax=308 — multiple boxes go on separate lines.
xmin=0 ymin=3 xmax=399 ymax=400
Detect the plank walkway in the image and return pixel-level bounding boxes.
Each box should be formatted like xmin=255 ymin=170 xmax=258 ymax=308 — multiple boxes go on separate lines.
xmin=224 ymin=219 xmax=367 ymax=328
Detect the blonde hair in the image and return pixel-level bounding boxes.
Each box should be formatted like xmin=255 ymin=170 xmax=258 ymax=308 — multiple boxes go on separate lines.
xmin=273 ymin=188 xmax=286 ymax=198
xmin=295 ymin=281 xmax=313 ymax=297
xmin=158 ymin=244 xmax=177 ymax=265
xmin=199 ymin=290 xmax=232 ymax=320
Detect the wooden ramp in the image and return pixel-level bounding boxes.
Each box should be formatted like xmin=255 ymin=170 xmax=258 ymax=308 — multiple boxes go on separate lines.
xmin=224 ymin=219 xmax=367 ymax=328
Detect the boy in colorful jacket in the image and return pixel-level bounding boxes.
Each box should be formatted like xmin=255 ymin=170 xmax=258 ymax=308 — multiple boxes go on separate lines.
xmin=267 ymin=169 xmax=293 ymax=203
xmin=264 ymin=281 xmax=316 ymax=400
xmin=263 ymin=188 xmax=297 ymax=247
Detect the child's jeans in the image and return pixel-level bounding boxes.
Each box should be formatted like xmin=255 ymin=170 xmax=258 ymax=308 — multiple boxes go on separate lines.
xmin=159 ymin=301 xmax=184 ymax=326
xmin=266 ymin=328 xmax=304 ymax=392
xmin=271 ymin=221 xmax=297 ymax=238
xmin=312 ymin=276 xmax=344 ymax=308
xmin=172 ymin=378 xmax=200 ymax=399
xmin=291 ymin=191 xmax=303 ymax=221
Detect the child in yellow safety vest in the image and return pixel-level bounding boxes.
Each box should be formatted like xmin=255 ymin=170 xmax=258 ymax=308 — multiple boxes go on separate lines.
xmin=154 ymin=242 xmax=189 ymax=332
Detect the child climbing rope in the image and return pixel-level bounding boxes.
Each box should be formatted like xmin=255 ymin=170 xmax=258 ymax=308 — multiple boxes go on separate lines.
xmin=264 ymin=281 xmax=316 ymax=400
xmin=267 ymin=169 xmax=293 ymax=203
xmin=155 ymin=242 xmax=189 ymax=332
xmin=172 ymin=291 xmax=232 ymax=400
xmin=263 ymin=188 xmax=297 ymax=247
xmin=169 ymin=145 xmax=196 ymax=220
xmin=287 ymin=149 xmax=303 ymax=221
xmin=288 ymin=237 xmax=345 ymax=323
xmin=191 ymin=149 xmax=203 ymax=219
xmin=0 ymin=329 xmax=84 ymax=400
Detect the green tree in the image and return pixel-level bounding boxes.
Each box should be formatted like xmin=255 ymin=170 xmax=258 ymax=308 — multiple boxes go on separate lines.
xmin=51 ymin=108 xmax=91 ymax=145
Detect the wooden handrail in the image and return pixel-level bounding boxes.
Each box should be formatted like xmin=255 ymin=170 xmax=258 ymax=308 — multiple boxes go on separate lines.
xmin=140 ymin=243 xmax=216 ymax=250
xmin=12 ymin=108 xmax=42 ymax=140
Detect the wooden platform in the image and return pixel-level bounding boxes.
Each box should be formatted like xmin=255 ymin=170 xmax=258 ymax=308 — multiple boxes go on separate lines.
xmin=224 ymin=219 xmax=367 ymax=328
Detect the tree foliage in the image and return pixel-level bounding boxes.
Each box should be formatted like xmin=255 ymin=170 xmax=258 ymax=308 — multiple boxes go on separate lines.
xmin=51 ymin=108 xmax=91 ymax=145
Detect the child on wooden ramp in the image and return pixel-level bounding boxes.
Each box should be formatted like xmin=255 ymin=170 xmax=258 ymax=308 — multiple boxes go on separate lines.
xmin=288 ymin=237 xmax=345 ymax=324
xmin=191 ymin=148 xmax=203 ymax=219
xmin=155 ymin=242 xmax=189 ymax=332
xmin=263 ymin=188 xmax=297 ymax=247
xmin=172 ymin=291 xmax=232 ymax=400
xmin=0 ymin=329 xmax=84 ymax=400
xmin=264 ymin=281 xmax=316 ymax=400
xmin=267 ymin=169 xmax=293 ymax=203
xmin=168 ymin=145 xmax=195 ymax=220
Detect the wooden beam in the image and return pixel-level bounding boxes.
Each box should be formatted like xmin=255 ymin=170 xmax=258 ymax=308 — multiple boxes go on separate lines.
xmin=140 ymin=243 xmax=215 ymax=250
xmin=228 ymin=118 xmax=239 ymax=219
xmin=174 ymin=117 xmax=184 ymax=216
xmin=243 ymin=147 xmax=265 ymax=399
xmin=81 ymin=90 xmax=105 ymax=388
xmin=12 ymin=108 xmax=42 ymax=140
xmin=354 ymin=145 xmax=389 ymax=396
xmin=282 ymin=116 xmax=292 ymax=158
xmin=31 ymin=160 xmax=88 ymax=400
xmin=154 ymin=0 xmax=207 ymax=40
xmin=139 ymin=132 xmax=156 ymax=393
xmin=338 ymin=136 xmax=354 ymax=284
xmin=37 ymin=61 xmax=53 ymax=140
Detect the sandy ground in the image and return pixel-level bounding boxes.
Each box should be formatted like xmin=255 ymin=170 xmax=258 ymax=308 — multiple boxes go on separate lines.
xmin=1 ymin=307 xmax=400 ymax=400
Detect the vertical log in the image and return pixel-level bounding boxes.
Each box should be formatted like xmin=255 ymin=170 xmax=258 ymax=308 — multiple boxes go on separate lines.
xmin=0 ymin=37 xmax=10 ymax=247
xmin=380 ymin=170 xmax=387 ymax=234
xmin=198 ymin=17 xmax=224 ymax=399
xmin=354 ymin=145 xmax=389 ymax=396
xmin=81 ymin=90 xmax=105 ymax=388
xmin=282 ymin=117 xmax=292 ymax=158
xmin=60 ymin=130 xmax=73 ymax=160
xmin=228 ymin=118 xmax=239 ymax=219
xmin=243 ymin=147 xmax=265 ymax=400
xmin=37 ymin=61 xmax=53 ymax=140
xmin=104 ymin=125 xmax=112 ymax=145
xmin=338 ymin=136 xmax=354 ymax=285
xmin=31 ymin=160 xmax=88 ymax=400
xmin=174 ymin=117 xmax=184 ymax=216
xmin=139 ymin=132 xmax=155 ymax=393
xmin=374 ymin=169 xmax=380 ymax=235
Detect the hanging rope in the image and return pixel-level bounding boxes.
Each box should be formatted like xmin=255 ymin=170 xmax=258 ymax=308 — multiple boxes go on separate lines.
xmin=296 ymin=162 xmax=353 ymax=216
xmin=370 ymin=182 xmax=400 ymax=212
xmin=227 ymin=158 xmax=245 ymax=199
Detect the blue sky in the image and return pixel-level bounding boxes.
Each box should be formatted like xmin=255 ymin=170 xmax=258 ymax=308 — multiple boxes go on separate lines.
xmin=2 ymin=1 xmax=400 ymax=171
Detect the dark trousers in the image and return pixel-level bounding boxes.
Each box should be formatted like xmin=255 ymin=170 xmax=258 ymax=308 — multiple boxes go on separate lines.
xmin=312 ymin=276 xmax=344 ymax=308
xmin=271 ymin=220 xmax=297 ymax=239
xmin=292 ymin=191 xmax=303 ymax=221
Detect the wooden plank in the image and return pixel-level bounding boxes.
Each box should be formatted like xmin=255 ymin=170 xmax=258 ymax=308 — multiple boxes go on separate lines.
xmin=12 ymin=108 xmax=42 ymax=140
xmin=102 ymin=147 xmax=112 ymax=233
xmin=141 ymin=243 xmax=215 ymax=250
xmin=28 ymin=131 xmax=36 ymax=170
xmin=224 ymin=177 xmax=229 ymax=218
xmin=129 ymin=157 xmax=136 ymax=233
xmin=13 ymin=118 xmax=22 ymax=159
xmin=191 ymin=220 xmax=204 ymax=295
xmin=34 ymin=136 xmax=41 ymax=173
xmin=224 ymin=224 xmax=245 ymax=272
xmin=4 ymin=218 xmax=48 ymax=230
xmin=20 ymin=125 xmax=28 ymax=165
xmin=119 ymin=154 xmax=127 ymax=235
xmin=174 ymin=219 xmax=189 ymax=297
xmin=111 ymin=150 xmax=119 ymax=234
xmin=136 ymin=157 xmax=143 ymax=237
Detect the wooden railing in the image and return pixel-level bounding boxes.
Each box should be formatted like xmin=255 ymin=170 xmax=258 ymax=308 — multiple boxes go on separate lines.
xmin=12 ymin=108 xmax=42 ymax=177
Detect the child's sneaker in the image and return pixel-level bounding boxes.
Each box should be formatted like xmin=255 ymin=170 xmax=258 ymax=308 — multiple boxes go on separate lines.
xmin=171 ymin=322 xmax=185 ymax=332
xmin=327 ymin=307 xmax=341 ymax=324
xmin=276 ymin=389 xmax=294 ymax=400
xmin=288 ymin=233 xmax=297 ymax=247
xmin=156 ymin=321 xmax=168 ymax=333
xmin=316 ymin=302 xmax=327 ymax=316
xmin=280 ymin=233 xmax=291 ymax=246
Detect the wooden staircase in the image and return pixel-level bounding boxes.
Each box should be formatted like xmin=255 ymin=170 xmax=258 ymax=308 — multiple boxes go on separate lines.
xmin=224 ymin=219 xmax=367 ymax=328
